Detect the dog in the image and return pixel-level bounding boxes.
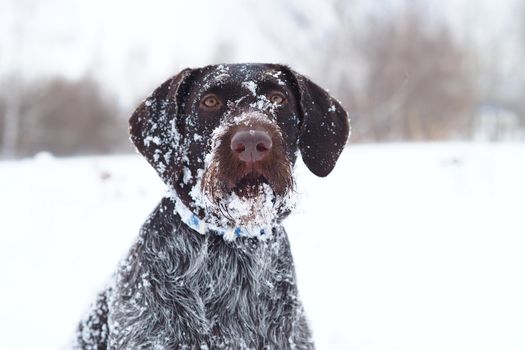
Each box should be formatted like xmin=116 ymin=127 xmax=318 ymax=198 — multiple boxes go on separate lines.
xmin=74 ymin=63 xmax=349 ymax=349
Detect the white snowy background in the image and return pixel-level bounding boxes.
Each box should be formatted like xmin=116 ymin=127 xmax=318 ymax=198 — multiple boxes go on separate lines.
xmin=1 ymin=0 xmax=525 ymax=349
xmin=1 ymin=144 xmax=524 ymax=349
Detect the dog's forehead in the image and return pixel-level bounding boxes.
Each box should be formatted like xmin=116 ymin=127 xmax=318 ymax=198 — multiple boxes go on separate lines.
xmin=198 ymin=64 xmax=287 ymax=90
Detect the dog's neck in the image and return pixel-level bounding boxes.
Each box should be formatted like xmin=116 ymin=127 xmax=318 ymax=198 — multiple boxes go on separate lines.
xmin=167 ymin=189 xmax=274 ymax=241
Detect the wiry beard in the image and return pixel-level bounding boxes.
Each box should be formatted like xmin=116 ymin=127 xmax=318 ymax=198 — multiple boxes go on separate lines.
xmin=201 ymin=160 xmax=295 ymax=229
xmin=199 ymin=125 xmax=295 ymax=229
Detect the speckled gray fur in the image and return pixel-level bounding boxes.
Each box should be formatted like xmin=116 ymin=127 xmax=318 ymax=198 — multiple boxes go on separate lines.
xmin=75 ymin=197 xmax=313 ymax=349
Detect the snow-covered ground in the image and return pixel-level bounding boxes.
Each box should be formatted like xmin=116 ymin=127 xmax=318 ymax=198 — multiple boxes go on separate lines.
xmin=1 ymin=143 xmax=524 ymax=350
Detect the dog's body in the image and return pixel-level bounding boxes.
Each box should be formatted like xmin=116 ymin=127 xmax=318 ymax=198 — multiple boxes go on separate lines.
xmin=74 ymin=64 xmax=349 ymax=349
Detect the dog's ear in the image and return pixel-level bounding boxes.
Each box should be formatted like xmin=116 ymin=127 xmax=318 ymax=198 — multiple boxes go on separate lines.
xmin=286 ymin=68 xmax=350 ymax=177
xmin=129 ymin=68 xmax=193 ymax=186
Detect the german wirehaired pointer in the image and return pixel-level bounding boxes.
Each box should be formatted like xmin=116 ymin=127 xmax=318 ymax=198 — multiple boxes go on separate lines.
xmin=74 ymin=64 xmax=349 ymax=349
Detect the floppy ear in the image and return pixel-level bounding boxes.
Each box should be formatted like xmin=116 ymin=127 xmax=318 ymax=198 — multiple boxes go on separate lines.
xmin=288 ymin=69 xmax=350 ymax=177
xmin=129 ymin=68 xmax=193 ymax=186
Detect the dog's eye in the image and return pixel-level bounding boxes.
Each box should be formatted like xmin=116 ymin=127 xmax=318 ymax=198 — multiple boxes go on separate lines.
xmin=200 ymin=94 xmax=222 ymax=109
xmin=269 ymin=92 xmax=286 ymax=105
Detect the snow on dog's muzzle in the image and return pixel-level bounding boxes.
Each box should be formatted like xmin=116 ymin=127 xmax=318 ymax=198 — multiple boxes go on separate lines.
xmin=196 ymin=112 xmax=296 ymax=235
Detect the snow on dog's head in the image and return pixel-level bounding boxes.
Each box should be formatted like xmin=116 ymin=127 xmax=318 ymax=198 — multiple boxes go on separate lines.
xmin=129 ymin=64 xmax=350 ymax=236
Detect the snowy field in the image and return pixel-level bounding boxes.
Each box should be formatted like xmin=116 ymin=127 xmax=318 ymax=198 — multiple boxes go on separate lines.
xmin=1 ymin=143 xmax=524 ymax=350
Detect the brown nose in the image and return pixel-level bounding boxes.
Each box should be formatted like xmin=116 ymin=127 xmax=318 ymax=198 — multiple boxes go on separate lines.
xmin=230 ymin=128 xmax=272 ymax=163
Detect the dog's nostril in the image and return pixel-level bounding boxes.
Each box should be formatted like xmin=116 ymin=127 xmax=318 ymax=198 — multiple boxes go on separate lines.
xmin=256 ymin=142 xmax=269 ymax=153
xmin=233 ymin=143 xmax=246 ymax=153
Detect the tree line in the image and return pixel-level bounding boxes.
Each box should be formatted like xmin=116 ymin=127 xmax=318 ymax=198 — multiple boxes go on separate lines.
xmin=1 ymin=1 xmax=524 ymax=158
xmin=0 ymin=77 xmax=129 ymax=158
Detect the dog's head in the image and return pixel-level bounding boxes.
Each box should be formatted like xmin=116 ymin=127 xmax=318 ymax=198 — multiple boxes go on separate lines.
xmin=130 ymin=64 xmax=349 ymax=231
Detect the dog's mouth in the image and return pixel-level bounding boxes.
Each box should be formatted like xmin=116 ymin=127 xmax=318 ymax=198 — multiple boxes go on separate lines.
xmin=201 ymin=166 xmax=294 ymax=229
xmin=230 ymin=172 xmax=271 ymax=198
xmin=217 ymin=175 xmax=277 ymax=228
xmin=198 ymin=117 xmax=296 ymax=229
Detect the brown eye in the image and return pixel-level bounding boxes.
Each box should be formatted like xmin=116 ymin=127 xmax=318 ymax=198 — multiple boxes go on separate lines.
xmin=269 ymin=92 xmax=286 ymax=105
xmin=200 ymin=94 xmax=222 ymax=109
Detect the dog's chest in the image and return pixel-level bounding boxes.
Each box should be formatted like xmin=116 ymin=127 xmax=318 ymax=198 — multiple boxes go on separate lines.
xmin=109 ymin=224 xmax=299 ymax=349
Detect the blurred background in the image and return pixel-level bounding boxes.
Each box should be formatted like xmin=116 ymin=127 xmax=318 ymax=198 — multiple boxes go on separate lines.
xmin=1 ymin=1 xmax=525 ymax=350
xmin=1 ymin=0 xmax=525 ymax=159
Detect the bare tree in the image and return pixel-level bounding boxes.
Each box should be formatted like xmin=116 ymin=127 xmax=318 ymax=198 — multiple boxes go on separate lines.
xmin=2 ymin=76 xmax=21 ymax=158
xmin=1 ymin=0 xmax=29 ymax=158
xmin=313 ymin=4 xmax=475 ymax=141
xmin=358 ymin=10 xmax=474 ymax=141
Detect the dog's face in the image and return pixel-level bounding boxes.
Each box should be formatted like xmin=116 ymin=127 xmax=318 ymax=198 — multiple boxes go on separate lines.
xmin=130 ymin=64 xmax=349 ymax=230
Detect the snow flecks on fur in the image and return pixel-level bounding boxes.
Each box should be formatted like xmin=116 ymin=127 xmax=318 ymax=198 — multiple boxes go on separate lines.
xmin=242 ymin=81 xmax=257 ymax=96
xmin=143 ymin=135 xmax=161 ymax=147
xmin=183 ymin=111 xmax=295 ymax=239
xmin=73 ymin=199 xmax=314 ymax=349
xmin=130 ymin=91 xmax=184 ymax=186
xmin=214 ymin=64 xmax=230 ymax=81
xmin=193 ymin=133 xmax=203 ymax=142
xmin=74 ymin=289 xmax=111 ymax=349
xmin=250 ymin=95 xmax=279 ymax=114
xmin=170 ymin=178 xmax=296 ymax=240
xmin=267 ymin=70 xmax=286 ymax=86
xmin=182 ymin=166 xmax=192 ymax=185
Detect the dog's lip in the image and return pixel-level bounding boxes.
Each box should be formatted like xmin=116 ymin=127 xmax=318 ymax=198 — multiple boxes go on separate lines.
xmin=242 ymin=170 xmax=265 ymax=180
xmin=229 ymin=172 xmax=272 ymax=196
xmin=235 ymin=172 xmax=268 ymax=187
